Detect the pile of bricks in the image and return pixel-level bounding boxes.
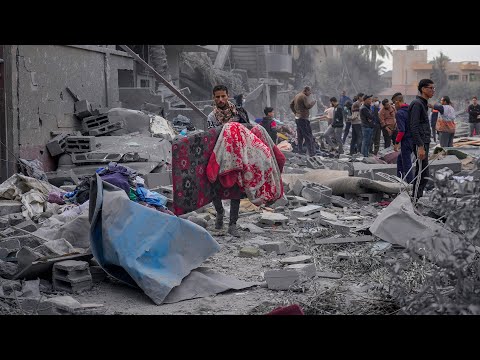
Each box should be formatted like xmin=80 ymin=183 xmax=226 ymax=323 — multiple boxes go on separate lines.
xmin=52 ymin=260 xmax=92 ymax=293
xmin=81 ymin=112 xmax=124 ymax=136
xmin=65 ymin=136 xmax=97 ymax=153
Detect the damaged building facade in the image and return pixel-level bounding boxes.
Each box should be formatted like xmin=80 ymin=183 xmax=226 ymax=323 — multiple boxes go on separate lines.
xmin=0 ymin=45 xmax=134 ymax=181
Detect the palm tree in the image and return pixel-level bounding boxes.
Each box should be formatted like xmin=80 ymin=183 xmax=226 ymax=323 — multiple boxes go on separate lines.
xmin=429 ymin=51 xmax=451 ymax=93
xmin=358 ymin=45 xmax=392 ymax=68
xmin=376 ymin=59 xmax=387 ymax=74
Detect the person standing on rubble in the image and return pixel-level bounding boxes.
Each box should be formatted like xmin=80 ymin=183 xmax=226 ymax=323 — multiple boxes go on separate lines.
xmin=260 ymin=106 xmax=278 ymax=143
xmin=379 ymin=98 xmax=397 ymax=148
xmin=323 ymin=97 xmax=344 ymax=155
xmin=290 ymin=86 xmax=317 ymax=157
xmin=206 ymin=85 xmax=244 ymax=237
xmin=342 ymin=97 xmax=356 ymax=145
xmin=409 ymin=79 xmax=435 ymax=201
xmin=370 ymin=97 xmax=382 ymax=155
xmin=392 ymin=93 xmax=413 ymax=183
xmin=349 ymin=93 xmax=364 ymax=155
xmin=431 ymin=96 xmax=456 ymax=148
xmin=360 ymin=94 xmax=374 ymax=157
xmin=468 ymin=96 xmax=480 ymax=136
xmin=339 ymin=90 xmax=352 ymax=107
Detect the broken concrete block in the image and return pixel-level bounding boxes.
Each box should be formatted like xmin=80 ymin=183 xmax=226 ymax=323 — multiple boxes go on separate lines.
xmin=264 ymin=264 xmax=316 ymax=290
xmin=0 ymin=217 xmax=9 ymax=229
xmin=331 ymin=195 xmax=351 ymax=208
xmin=316 ymin=218 xmax=350 ymax=235
xmin=46 ymin=132 xmax=70 ymax=157
xmin=14 ymin=220 xmax=37 ymax=232
xmin=0 ymin=278 xmax=22 ymax=294
xmin=258 ymin=241 xmax=288 ymax=255
xmin=0 ymin=248 xmax=11 ymax=258
xmin=301 ymin=184 xmax=332 ymax=204
xmin=286 ymin=195 xmax=309 ymax=208
xmin=8 ymin=213 xmax=24 ymax=226
xmin=293 ymin=179 xmax=310 ymax=196
xmin=290 ymin=205 xmax=322 ymax=219
xmin=17 ymin=247 xmax=42 ymax=269
xmin=271 ymin=195 xmax=288 ymax=208
xmin=65 ymin=136 xmax=97 ymax=153
xmin=0 ymin=238 xmax=21 ymax=251
xmin=351 ymin=162 xmax=398 ymax=180
xmin=316 ymin=271 xmax=343 ymax=279
xmin=88 ymin=121 xmax=124 ymax=136
xmin=0 ymin=201 xmax=23 ymax=217
xmin=279 ymin=255 xmax=312 ymax=265
xmin=89 ymin=266 xmax=107 ymax=283
xmin=144 ymin=172 xmax=172 ymax=188
xmin=429 ymin=155 xmax=462 ymax=174
xmin=319 ymin=211 xmax=337 ymax=221
xmin=54 ymin=260 xmax=89 ymax=272
xmin=306 ymin=156 xmax=325 ymax=169
xmin=239 ymin=247 xmax=261 ymax=258
xmin=34 ymin=239 xmax=75 ymax=258
xmin=43 ymin=296 xmax=83 ymax=313
xmin=14 ymin=235 xmax=44 ymax=249
xmin=358 ymin=193 xmax=383 ymax=203
xmin=0 ymin=259 xmax=18 ymax=278
xmin=52 ymin=260 xmax=93 ymax=293
xmin=240 ymin=223 xmax=265 ymax=234
xmin=74 ymin=99 xmax=93 ymax=119
xmin=259 ymin=212 xmax=288 ymax=226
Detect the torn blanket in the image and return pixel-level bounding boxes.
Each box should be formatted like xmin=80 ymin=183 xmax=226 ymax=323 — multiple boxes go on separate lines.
xmin=206 ymin=122 xmax=283 ymax=204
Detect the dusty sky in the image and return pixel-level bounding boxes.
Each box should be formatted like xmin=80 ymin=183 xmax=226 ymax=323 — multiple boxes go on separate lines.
xmin=383 ymin=45 xmax=480 ymax=71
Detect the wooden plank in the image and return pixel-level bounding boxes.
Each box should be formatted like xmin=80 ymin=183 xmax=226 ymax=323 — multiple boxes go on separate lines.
xmin=118 ymin=45 xmax=207 ymax=120
xmin=314 ymin=235 xmax=374 ymax=245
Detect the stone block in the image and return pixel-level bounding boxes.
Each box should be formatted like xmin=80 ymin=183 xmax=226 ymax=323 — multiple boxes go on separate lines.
xmin=259 ymin=212 xmax=288 ymax=226
xmin=279 ymin=255 xmax=312 ymax=265
xmin=301 ymin=184 xmax=332 ymax=204
xmin=17 ymin=247 xmax=42 ymax=269
xmin=240 ymin=223 xmax=265 ymax=234
xmin=293 ymin=179 xmax=310 ymax=196
xmin=65 ymin=136 xmax=97 ymax=153
xmin=43 ymin=296 xmax=83 ymax=313
xmin=358 ymin=193 xmax=383 ymax=203
xmin=316 ymin=218 xmax=351 ymax=235
xmin=15 ymin=220 xmax=37 ymax=232
xmin=0 ymin=217 xmax=9 ymax=229
xmin=53 ymin=278 xmax=92 ymax=293
xmin=258 ymin=241 xmax=288 ymax=255
xmin=74 ymin=99 xmax=92 ymax=119
xmin=8 ymin=213 xmax=24 ymax=226
xmin=88 ymin=121 xmax=124 ymax=136
xmin=290 ymin=205 xmax=322 ymax=219
xmin=264 ymin=263 xmax=316 ymax=290
xmin=46 ymin=132 xmax=69 ymax=157
xmin=0 ymin=201 xmax=23 ymax=217
xmin=239 ymin=247 xmax=261 ymax=257
xmin=271 ymin=195 xmax=288 ymax=208
xmin=54 ymin=260 xmax=89 ymax=272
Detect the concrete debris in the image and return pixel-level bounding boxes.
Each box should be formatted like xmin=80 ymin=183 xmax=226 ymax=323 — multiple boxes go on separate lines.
xmin=314 ymin=235 xmax=374 ymax=245
xmin=239 ymin=247 xmax=261 ymax=258
xmin=259 ymin=212 xmax=288 ymax=226
xmin=264 ymin=264 xmax=316 ymax=290
xmin=52 ymin=260 xmax=93 ymax=293
xmin=279 ymin=255 xmax=312 ymax=265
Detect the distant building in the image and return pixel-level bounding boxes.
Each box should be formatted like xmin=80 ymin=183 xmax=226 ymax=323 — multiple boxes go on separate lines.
xmin=379 ymin=46 xmax=480 ymax=103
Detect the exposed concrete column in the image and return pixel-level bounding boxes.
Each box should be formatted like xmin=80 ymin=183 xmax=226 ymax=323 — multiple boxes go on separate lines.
xmin=165 ymin=46 xmax=180 ymax=88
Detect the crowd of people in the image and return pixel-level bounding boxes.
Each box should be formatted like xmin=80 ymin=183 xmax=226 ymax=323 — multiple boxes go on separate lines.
xmin=202 ymin=80 xmax=480 ymax=229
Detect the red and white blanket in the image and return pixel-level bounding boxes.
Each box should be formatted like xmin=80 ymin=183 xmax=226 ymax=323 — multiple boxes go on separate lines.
xmin=206 ymin=122 xmax=284 ymax=204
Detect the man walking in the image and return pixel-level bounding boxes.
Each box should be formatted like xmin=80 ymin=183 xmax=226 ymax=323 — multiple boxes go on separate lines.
xmin=290 ymin=86 xmax=317 ymax=156
xmin=392 ymin=93 xmax=413 ymax=183
xmin=468 ymin=96 xmax=480 ymax=136
xmin=360 ymin=95 xmax=374 ymax=157
xmin=409 ymin=79 xmax=435 ymax=201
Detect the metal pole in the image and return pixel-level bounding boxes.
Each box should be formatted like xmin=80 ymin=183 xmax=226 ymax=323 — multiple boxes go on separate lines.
xmin=118 ymin=45 xmax=207 ymax=120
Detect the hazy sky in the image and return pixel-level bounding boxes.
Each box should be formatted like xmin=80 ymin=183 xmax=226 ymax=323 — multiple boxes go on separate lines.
xmin=382 ymin=45 xmax=480 ymax=71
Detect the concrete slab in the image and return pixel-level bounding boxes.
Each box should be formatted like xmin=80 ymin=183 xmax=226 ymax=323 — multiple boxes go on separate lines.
xmin=239 ymin=247 xmax=261 ymax=258
xmin=279 ymin=255 xmax=312 ymax=265
xmin=315 ymin=235 xmax=374 ymax=245
xmin=258 ymin=242 xmax=288 ymax=255
xmin=290 ymin=205 xmax=322 ymax=219
xmin=259 ymin=212 xmax=288 ymax=226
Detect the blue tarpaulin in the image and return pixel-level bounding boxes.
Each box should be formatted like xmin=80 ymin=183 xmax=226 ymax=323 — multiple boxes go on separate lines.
xmin=89 ymin=174 xmax=221 ymax=305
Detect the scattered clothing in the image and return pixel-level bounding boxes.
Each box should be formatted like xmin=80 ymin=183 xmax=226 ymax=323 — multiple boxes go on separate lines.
xmin=48 ymin=191 xmax=66 ymax=205
xmin=136 ymin=186 xmax=168 ymax=208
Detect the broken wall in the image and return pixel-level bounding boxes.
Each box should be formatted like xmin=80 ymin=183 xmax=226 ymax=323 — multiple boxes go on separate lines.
xmin=2 ymin=45 xmax=134 ymax=177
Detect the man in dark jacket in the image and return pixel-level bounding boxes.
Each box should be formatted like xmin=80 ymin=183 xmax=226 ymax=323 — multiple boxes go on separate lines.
xmin=360 ymin=95 xmax=374 ymax=157
xmin=234 ymin=94 xmax=251 ymax=124
xmin=392 ymin=93 xmax=413 ymax=183
xmin=468 ymin=96 xmax=480 ymax=136
xmin=260 ymin=106 xmax=278 ymax=143
xmin=408 ymin=78 xmax=435 ymax=201
xmin=370 ymin=97 xmax=382 ymax=155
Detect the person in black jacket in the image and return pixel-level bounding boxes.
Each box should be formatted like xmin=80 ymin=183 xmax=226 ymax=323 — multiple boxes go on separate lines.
xmin=260 ymin=107 xmax=278 ymax=143
xmin=323 ymin=97 xmax=344 ymax=155
xmin=233 ymin=94 xmax=251 ymax=124
xmin=468 ymin=96 xmax=480 ymax=136
xmin=360 ymin=95 xmax=374 ymax=157
xmin=408 ymin=78 xmax=435 ymax=201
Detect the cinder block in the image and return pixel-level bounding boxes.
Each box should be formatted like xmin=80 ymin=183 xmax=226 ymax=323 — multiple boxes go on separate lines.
xmin=81 ymin=114 xmax=110 ymax=132
xmin=52 ymin=278 xmax=92 ymax=293
xmin=271 ymin=195 xmax=288 ymax=209
xmin=293 ymin=179 xmax=310 ymax=196
xmin=290 ymin=205 xmax=322 ymax=219
xmin=74 ymin=99 xmax=92 ymax=119
xmin=54 ymin=260 xmax=90 ymax=272
xmin=46 ymin=132 xmax=70 ymax=157
xmin=71 ymin=152 xmax=123 ymax=164
xmin=14 ymin=220 xmax=37 ymax=232
xmin=88 ymin=121 xmax=124 ymax=136
xmin=259 ymin=212 xmax=288 ymax=226
xmin=0 ymin=201 xmax=23 ymax=217
xmin=258 ymin=241 xmax=288 ymax=254
xmin=301 ymin=184 xmax=332 ymax=204
xmin=65 ymin=136 xmax=97 ymax=153
xmin=306 ymin=156 xmax=325 ymax=169
xmin=52 ymin=260 xmax=92 ymax=293
xmin=359 ymin=193 xmax=383 ymax=203
xmin=316 ymin=218 xmax=351 ymax=235
xmin=351 ymin=162 xmax=398 ymax=180
xmin=264 ymin=263 xmax=316 ymax=290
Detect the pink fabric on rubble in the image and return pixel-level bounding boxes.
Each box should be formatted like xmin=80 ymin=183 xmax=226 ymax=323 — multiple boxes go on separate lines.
xmin=48 ymin=191 xmax=66 ymax=205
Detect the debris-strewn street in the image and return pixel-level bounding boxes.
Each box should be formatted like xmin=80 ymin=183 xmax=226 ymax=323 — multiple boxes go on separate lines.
xmin=1 ymin=44 xmax=480 ymax=315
